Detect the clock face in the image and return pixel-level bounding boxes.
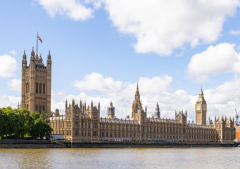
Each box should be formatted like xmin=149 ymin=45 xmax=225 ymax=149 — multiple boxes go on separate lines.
xmin=203 ymin=105 xmax=206 ymax=110
xmin=197 ymin=105 xmax=200 ymax=110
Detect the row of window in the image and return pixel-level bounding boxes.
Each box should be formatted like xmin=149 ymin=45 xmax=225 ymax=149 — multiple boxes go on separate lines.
xmin=101 ymin=124 xmax=140 ymax=131
xmin=35 ymin=105 xmax=45 ymax=114
xmin=76 ymin=131 xmax=98 ymax=136
xmin=36 ymin=83 xmax=46 ymax=94
xmin=102 ymin=132 xmax=139 ymax=138
xmin=100 ymin=125 xmax=216 ymax=135
xmin=53 ymin=130 xmax=216 ymax=140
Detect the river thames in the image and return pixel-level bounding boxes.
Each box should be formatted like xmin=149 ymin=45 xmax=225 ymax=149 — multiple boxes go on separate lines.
xmin=0 ymin=148 xmax=239 ymax=169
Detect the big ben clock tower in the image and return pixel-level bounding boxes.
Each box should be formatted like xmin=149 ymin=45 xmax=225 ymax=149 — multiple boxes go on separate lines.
xmin=195 ymin=86 xmax=207 ymax=125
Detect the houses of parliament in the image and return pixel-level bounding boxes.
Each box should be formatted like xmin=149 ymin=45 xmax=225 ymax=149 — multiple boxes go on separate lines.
xmin=20 ymin=48 xmax=234 ymax=143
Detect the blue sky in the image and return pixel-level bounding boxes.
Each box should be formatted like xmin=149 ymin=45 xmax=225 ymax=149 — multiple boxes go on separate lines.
xmin=1 ymin=0 xmax=240 ymax=121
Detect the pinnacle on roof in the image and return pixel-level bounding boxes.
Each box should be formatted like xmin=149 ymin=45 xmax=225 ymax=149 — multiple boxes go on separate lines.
xmin=22 ymin=50 xmax=26 ymax=59
xmin=31 ymin=47 xmax=35 ymax=57
xmin=48 ymin=50 xmax=51 ymax=60
xmin=199 ymin=85 xmax=203 ymax=95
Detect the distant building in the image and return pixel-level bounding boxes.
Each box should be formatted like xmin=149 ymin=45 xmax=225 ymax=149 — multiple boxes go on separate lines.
xmin=234 ymin=122 xmax=240 ymax=140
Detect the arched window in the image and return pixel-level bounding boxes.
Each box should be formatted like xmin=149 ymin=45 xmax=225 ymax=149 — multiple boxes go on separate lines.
xmin=43 ymin=83 xmax=45 ymax=94
xmin=42 ymin=105 xmax=45 ymax=112
xmin=36 ymin=83 xmax=38 ymax=93
xmin=39 ymin=105 xmax=41 ymax=114
xmin=39 ymin=83 xmax=42 ymax=94
xmin=26 ymin=83 xmax=29 ymax=93
xmin=35 ymin=105 xmax=38 ymax=112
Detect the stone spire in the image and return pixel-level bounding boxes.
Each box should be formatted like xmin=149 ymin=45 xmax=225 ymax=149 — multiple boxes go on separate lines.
xmin=35 ymin=51 xmax=39 ymax=60
xmin=154 ymin=102 xmax=160 ymax=119
xmin=135 ymin=82 xmax=140 ymax=101
xmin=22 ymin=50 xmax=26 ymax=60
xmin=31 ymin=47 xmax=35 ymax=58
xmin=39 ymin=53 xmax=42 ymax=63
xmin=199 ymin=85 xmax=203 ymax=95
xmin=48 ymin=50 xmax=51 ymax=60
xmin=197 ymin=85 xmax=205 ymax=102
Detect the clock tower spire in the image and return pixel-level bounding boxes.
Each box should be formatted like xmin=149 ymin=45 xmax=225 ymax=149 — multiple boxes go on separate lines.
xmin=195 ymin=86 xmax=207 ymax=125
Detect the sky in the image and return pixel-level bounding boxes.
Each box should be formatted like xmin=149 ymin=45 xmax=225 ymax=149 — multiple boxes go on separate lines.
xmin=1 ymin=0 xmax=240 ymax=122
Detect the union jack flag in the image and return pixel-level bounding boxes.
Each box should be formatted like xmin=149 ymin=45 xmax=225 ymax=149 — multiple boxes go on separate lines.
xmin=38 ymin=35 xmax=42 ymax=43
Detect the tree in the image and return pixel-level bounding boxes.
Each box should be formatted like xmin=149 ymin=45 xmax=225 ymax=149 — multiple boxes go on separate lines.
xmin=0 ymin=109 xmax=6 ymax=138
xmin=31 ymin=118 xmax=53 ymax=139
xmin=0 ymin=107 xmax=53 ymax=140
xmin=10 ymin=108 xmax=31 ymax=139
xmin=40 ymin=111 xmax=50 ymax=123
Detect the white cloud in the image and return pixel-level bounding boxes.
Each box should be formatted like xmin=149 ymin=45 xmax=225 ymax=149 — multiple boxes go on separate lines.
xmin=9 ymin=50 xmax=16 ymax=55
xmin=7 ymin=79 xmax=21 ymax=92
xmin=0 ymin=94 xmax=20 ymax=109
xmin=229 ymin=29 xmax=240 ymax=35
xmin=37 ymin=0 xmax=240 ymax=55
xmin=37 ymin=0 xmax=94 ymax=21
xmin=0 ymin=55 xmax=18 ymax=78
xmin=103 ymin=0 xmax=240 ymax=55
xmin=51 ymin=72 xmax=238 ymax=122
xmin=73 ymin=72 xmax=123 ymax=93
xmin=186 ymin=43 xmax=240 ymax=83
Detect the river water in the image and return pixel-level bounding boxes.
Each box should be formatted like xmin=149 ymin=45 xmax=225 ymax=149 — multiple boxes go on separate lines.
xmin=0 ymin=148 xmax=239 ymax=169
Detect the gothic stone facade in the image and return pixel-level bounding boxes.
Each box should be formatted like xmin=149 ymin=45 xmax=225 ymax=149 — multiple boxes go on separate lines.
xmin=50 ymin=84 xmax=234 ymax=144
xmin=21 ymin=48 xmax=52 ymax=115
xmin=19 ymin=49 xmax=234 ymax=143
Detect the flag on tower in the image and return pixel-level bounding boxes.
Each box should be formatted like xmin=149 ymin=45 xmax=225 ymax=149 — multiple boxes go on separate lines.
xmin=38 ymin=35 xmax=42 ymax=43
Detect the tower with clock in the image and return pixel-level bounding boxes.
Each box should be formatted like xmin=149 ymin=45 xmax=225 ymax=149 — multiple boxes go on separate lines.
xmin=195 ymin=86 xmax=207 ymax=125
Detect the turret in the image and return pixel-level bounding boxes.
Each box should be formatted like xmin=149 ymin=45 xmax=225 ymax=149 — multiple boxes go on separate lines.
xmin=30 ymin=47 xmax=35 ymax=61
xmin=154 ymin=103 xmax=160 ymax=119
xmin=72 ymin=99 xmax=75 ymax=107
xmin=91 ymin=100 xmax=93 ymax=109
xmin=98 ymin=102 xmax=100 ymax=111
xmin=80 ymin=100 xmax=82 ymax=109
xmin=39 ymin=53 xmax=43 ymax=63
xmin=145 ymin=106 xmax=147 ymax=117
xmin=22 ymin=50 xmax=27 ymax=67
xmin=35 ymin=52 xmax=39 ymax=60
xmin=48 ymin=50 xmax=51 ymax=60
xmin=107 ymin=101 xmax=115 ymax=119
xmin=47 ymin=50 xmax=52 ymax=67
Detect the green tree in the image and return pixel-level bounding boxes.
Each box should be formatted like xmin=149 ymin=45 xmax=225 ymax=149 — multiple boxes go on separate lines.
xmin=0 ymin=107 xmax=52 ymax=140
xmin=4 ymin=107 xmax=15 ymax=138
xmin=40 ymin=111 xmax=50 ymax=123
xmin=0 ymin=109 xmax=6 ymax=138
xmin=31 ymin=118 xmax=53 ymax=139
xmin=11 ymin=108 xmax=31 ymax=139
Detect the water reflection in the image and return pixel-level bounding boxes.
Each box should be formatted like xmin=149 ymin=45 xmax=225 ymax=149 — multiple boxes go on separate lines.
xmin=0 ymin=148 xmax=239 ymax=169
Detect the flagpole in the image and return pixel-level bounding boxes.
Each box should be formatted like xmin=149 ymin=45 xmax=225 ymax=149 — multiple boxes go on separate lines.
xmin=36 ymin=31 xmax=38 ymax=53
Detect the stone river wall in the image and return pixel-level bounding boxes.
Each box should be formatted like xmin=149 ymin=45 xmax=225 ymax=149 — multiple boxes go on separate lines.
xmin=0 ymin=139 xmax=235 ymax=148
